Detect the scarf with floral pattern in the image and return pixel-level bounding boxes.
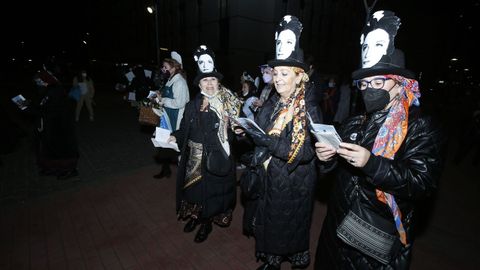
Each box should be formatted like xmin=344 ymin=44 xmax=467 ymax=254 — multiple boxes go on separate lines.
xmin=373 ymin=74 xmax=420 ymax=245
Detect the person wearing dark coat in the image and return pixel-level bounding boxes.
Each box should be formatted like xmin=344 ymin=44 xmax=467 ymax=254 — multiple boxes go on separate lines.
xmin=241 ymin=15 xmax=322 ymax=270
xmin=314 ymin=10 xmax=445 ymax=269
xmin=170 ymin=45 xmax=243 ymax=243
xmin=33 ymin=69 xmax=79 ymax=180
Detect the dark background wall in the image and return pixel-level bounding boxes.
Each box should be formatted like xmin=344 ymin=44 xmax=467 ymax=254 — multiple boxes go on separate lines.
xmin=1 ymin=0 xmax=478 ymax=92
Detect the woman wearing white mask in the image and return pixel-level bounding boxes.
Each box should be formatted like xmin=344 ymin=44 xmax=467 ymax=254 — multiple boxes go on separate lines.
xmin=170 ymin=45 xmax=243 ymax=243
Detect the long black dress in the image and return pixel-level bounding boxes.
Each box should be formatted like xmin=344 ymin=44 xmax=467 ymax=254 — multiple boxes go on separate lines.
xmin=35 ymin=84 xmax=79 ymax=176
xmin=174 ymin=94 xmax=237 ymax=224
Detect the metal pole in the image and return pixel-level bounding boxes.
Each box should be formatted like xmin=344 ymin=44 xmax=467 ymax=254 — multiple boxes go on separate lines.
xmin=154 ymin=0 xmax=160 ymax=66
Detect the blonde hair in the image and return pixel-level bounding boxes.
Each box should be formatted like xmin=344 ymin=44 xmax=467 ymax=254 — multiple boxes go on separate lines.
xmin=290 ymin=67 xmax=309 ymax=92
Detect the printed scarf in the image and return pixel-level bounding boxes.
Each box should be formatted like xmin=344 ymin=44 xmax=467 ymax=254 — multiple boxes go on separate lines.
xmin=373 ymin=74 xmax=420 ymax=245
xmin=268 ymin=84 xmax=306 ymax=163
xmin=201 ymin=86 xmax=243 ymax=155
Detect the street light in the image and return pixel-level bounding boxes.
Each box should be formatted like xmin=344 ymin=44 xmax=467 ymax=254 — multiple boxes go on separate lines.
xmin=147 ymin=1 xmax=160 ymax=66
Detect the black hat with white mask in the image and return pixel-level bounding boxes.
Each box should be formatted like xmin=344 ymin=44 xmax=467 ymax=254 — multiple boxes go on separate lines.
xmin=193 ymin=45 xmax=224 ymax=85
xmin=352 ymin=10 xmax=415 ymax=79
xmin=268 ymin=15 xmax=309 ymax=72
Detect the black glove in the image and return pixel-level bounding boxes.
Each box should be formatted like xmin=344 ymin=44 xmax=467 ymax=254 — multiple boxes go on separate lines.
xmin=252 ymin=146 xmax=270 ymax=166
xmin=245 ymin=129 xmax=277 ymax=151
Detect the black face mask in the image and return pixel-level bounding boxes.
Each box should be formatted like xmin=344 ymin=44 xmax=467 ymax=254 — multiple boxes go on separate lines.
xmin=162 ymin=70 xmax=171 ymax=79
xmin=361 ymin=88 xmax=390 ymax=113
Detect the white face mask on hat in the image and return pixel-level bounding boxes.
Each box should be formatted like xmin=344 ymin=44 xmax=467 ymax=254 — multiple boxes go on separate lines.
xmin=361 ymin=28 xmax=390 ymax=68
xmin=276 ymin=29 xmax=296 ymax=60
xmin=197 ymin=54 xmax=214 ymax=73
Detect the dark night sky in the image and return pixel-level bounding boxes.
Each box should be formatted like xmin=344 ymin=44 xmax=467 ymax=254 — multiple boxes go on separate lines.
xmin=373 ymin=0 xmax=480 ymax=84
xmin=3 ymin=2 xmax=83 ymax=62
xmin=2 ymin=0 xmax=480 ymax=85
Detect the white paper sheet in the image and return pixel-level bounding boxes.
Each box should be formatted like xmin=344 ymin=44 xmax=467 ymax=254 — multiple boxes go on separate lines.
xmin=307 ymin=113 xmax=342 ymax=149
xmin=11 ymin=94 xmax=28 ymax=110
xmin=125 ymin=71 xmax=135 ymax=82
xmin=144 ymin=69 xmax=152 ymax=78
xmin=147 ymin=91 xmax=157 ymax=99
xmin=152 ymin=127 xmax=179 ymax=152
xmin=231 ymin=117 xmax=265 ymax=134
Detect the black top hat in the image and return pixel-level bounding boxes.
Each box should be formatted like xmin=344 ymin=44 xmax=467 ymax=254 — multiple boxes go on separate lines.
xmin=268 ymin=15 xmax=309 ymax=72
xmin=193 ymin=45 xmax=224 ymax=85
xmin=352 ymin=10 xmax=415 ymax=79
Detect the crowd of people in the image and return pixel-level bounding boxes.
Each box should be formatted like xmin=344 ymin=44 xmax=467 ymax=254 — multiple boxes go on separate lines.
xmin=129 ymin=11 xmax=445 ymax=270
xmin=4 ymin=59 xmax=98 ymax=181
xmin=3 ymin=9 xmax=449 ymax=270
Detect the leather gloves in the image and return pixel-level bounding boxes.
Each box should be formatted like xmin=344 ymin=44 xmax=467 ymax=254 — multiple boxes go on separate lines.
xmin=252 ymin=147 xmax=270 ymax=166
xmin=245 ymin=129 xmax=277 ymax=151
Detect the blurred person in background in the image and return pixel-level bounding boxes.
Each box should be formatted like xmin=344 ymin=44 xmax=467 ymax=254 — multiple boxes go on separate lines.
xmin=73 ymin=69 xmax=95 ymax=122
xmin=33 ymin=67 xmax=79 ymax=180
xmin=153 ymin=51 xmax=190 ymax=179
xmin=251 ymin=64 xmax=275 ymax=113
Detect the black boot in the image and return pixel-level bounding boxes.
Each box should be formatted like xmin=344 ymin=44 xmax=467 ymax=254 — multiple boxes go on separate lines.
xmin=153 ymin=163 xmax=172 ymax=179
xmin=183 ymin=218 xmax=199 ymax=233
xmin=57 ymin=169 xmax=79 ymax=180
xmin=194 ymin=221 xmax=212 ymax=243
xmin=256 ymin=262 xmax=280 ymax=270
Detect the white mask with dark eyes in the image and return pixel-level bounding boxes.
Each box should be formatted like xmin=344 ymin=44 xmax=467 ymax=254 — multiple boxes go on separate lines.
xmin=197 ymin=54 xmax=214 ymax=73
xmin=275 ymin=29 xmax=296 ymax=60
xmin=361 ymin=28 xmax=390 ymax=68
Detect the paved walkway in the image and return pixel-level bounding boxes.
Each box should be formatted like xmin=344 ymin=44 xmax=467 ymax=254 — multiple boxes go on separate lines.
xmin=0 ymin=87 xmax=478 ymax=269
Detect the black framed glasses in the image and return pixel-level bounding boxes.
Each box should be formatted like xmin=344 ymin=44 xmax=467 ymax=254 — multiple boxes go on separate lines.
xmin=355 ymin=77 xmax=392 ymax=90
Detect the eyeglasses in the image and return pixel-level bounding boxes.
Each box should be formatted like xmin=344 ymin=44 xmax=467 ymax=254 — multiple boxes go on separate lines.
xmin=355 ymin=77 xmax=392 ymax=90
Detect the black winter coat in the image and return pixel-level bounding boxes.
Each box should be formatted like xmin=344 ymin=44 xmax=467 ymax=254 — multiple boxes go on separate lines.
xmin=252 ymin=92 xmax=322 ymax=256
xmin=174 ymin=94 xmax=237 ymax=218
xmin=315 ymin=107 xmax=445 ymax=269
xmin=35 ymin=84 xmax=78 ymax=171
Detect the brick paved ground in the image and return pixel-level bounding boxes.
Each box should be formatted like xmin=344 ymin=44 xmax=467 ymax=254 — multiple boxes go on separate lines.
xmin=1 ymin=87 xmax=478 ymax=269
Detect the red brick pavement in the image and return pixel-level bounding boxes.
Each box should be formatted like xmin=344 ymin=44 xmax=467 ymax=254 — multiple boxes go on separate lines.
xmin=0 ymin=164 xmax=326 ymax=270
xmin=2 ymin=85 xmax=479 ymax=270
xmin=1 ymin=160 xmax=480 ymax=270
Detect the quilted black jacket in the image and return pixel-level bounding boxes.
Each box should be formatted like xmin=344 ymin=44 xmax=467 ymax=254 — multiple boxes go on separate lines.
xmin=252 ymin=90 xmax=322 ymax=258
